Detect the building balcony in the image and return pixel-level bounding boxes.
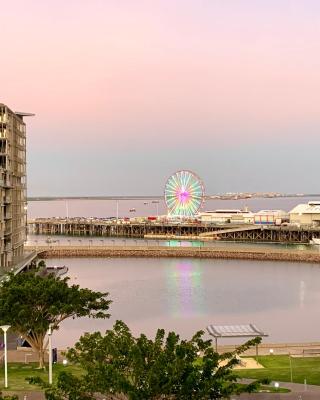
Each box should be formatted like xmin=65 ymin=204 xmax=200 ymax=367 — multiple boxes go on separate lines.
xmin=4 ymin=243 xmax=12 ymax=252
xmin=3 ymin=181 xmax=12 ymax=188
xmin=4 ymin=227 xmax=12 ymax=235
xmin=4 ymin=195 xmax=12 ymax=204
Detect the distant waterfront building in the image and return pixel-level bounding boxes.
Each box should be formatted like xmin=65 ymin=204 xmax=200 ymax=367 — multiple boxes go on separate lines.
xmin=289 ymin=202 xmax=320 ymax=226
xmin=253 ymin=210 xmax=289 ymax=225
xmin=198 ymin=210 xmax=254 ymax=224
xmin=198 ymin=209 xmax=289 ymax=225
xmin=0 ymin=104 xmax=33 ymax=268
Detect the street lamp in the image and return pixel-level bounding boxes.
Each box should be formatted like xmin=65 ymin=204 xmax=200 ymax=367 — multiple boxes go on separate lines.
xmin=0 ymin=325 xmax=11 ymax=388
xmin=47 ymin=324 xmax=53 ymax=385
xmin=152 ymin=200 xmax=160 ymax=218
xmin=289 ymin=353 xmax=293 ymax=382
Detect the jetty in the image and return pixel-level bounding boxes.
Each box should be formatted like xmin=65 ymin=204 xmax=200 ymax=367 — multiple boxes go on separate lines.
xmin=28 ymin=218 xmax=320 ymax=244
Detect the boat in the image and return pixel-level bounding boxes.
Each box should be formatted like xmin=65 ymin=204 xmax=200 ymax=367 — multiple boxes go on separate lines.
xmin=310 ymin=238 xmax=320 ymax=245
xmin=45 ymin=237 xmax=57 ymax=244
xmin=46 ymin=265 xmax=68 ymax=277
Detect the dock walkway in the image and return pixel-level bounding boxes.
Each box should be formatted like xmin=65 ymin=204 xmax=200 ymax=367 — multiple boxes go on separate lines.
xmin=28 ymin=218 xmax=320 ymax=244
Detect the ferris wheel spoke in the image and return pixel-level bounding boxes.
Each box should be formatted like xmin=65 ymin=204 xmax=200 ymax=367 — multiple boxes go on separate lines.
xmin=165 ymin=170 xmax=204 ymax=217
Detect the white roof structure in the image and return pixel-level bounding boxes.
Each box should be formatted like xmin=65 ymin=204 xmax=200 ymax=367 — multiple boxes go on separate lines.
xmin=255 ymin=210 xmax=287 ymax=216
xmin=207 ymin=324 xmax=267 ymax=338
xmin=207 ymin=324 xmax=268 ymax=352
xmin=290 ymin=202 xmax=320 ymax=214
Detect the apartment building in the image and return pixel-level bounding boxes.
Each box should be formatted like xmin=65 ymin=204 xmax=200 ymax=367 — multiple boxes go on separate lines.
xmin=0 ymin=104 xmax=32 ymax=268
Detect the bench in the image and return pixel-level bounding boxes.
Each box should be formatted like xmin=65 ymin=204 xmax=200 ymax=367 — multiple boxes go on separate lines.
xmin=303 ymin=349 xmax=320 ymax=357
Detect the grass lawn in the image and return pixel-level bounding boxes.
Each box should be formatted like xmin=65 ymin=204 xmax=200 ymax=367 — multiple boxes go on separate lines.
xmin=0 ymin=362 xmax=83 ymax=392
xmin=236 ymin=355 xmax=320 ymax=386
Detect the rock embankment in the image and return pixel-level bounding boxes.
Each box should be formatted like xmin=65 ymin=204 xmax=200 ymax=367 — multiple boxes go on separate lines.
xmin=26 ymin=245 xmax=320 ymax=264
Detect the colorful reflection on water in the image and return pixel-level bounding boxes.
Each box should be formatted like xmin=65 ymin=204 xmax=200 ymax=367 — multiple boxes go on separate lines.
xmin=44 ymin=257 xmax=320 ymax=347
xmin=167 ymin=240 xmax=203 ymax=247
xmin=166 ymin=260 xmax=205 ymax=317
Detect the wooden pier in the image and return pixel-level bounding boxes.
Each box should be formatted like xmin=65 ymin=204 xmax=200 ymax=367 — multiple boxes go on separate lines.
xmin=28 ymin=218 xmax=220 ymax=238
xmin=28 ymin=218 xmax=320 ymax=244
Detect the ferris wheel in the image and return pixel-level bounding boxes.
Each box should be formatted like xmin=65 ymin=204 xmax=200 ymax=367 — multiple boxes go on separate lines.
xmin=164 ymin=170 xmax=205 ymax=217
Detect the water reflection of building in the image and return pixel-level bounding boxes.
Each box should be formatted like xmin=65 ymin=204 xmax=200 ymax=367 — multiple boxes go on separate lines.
xmin=300 ymin=280 xmax=305 ymax=308
xmin=166 ymin=261 xmax=204 ymax=317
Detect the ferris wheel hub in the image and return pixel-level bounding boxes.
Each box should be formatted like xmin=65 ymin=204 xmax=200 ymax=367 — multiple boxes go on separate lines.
xmin=164 ymin=170 xmax=205 ymax=217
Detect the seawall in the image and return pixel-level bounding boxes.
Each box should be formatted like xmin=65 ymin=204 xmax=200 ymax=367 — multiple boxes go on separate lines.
xmin=25 ymin=245 xmax=320 ymax=263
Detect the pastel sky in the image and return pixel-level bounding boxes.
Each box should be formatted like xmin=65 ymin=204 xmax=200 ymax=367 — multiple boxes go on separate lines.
xmin=2 ymin=0 xmax=320 ymax=195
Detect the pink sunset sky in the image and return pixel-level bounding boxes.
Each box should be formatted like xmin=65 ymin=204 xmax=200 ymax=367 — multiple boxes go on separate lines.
xmin=2 ymin=0 xmax=320 ymax=195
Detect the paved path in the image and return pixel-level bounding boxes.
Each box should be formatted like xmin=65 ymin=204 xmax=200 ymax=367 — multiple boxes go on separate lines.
xmin=4 ymin=381 xmax=320 ymax=400
xmin=236 ymin=379 xmax=320 ymax=399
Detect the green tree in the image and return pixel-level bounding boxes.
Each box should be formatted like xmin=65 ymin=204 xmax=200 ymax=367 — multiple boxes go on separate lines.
xmin=44 ymin=320 xmax=262 ymax=400
xmin=0 ymin=271 xmax=111 ymax=368
xmin=0 ymin=393 xmax=18 ymax=400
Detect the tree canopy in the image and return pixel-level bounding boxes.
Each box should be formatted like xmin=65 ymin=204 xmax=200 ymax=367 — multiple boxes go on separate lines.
xmin=0 ymin=271 xmax=111 ymax=367
xmin=44 ymin=320 xmax=262 ymax=400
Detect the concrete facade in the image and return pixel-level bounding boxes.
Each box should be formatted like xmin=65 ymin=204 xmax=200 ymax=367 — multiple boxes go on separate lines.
xmin=289 ymin=202 xmax=320 ymax=226
xmin=0 ymin=104 xmax=29 ymax=268
xmin=198 ymin=210 xmax=254 ymax=224
xmin=253 ymin=210 xmax=289 ymax=225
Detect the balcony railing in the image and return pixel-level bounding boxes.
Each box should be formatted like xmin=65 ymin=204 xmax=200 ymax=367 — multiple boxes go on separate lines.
xmin=4 ymin=226 xmax=12 ymax=235
xmin=5 ymin=243 xmax=12 ymax=252
xmin=3 ymin=180 xmax=12 ymax=188
xmin=4 ymin=195 xmax=12 ymax=204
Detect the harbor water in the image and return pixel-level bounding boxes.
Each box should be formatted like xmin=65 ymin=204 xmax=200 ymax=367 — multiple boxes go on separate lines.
xmin=29 ymin=198 xmax=320 ymax=349
xmin=28 ymin=196 xmax=318 ymax=220
xmin=45 ymin=257 xmax=320 ymax=349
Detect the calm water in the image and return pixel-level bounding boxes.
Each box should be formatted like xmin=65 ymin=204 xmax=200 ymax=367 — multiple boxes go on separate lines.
xmin=46 ymin=257 xmax=320 ymax=349
xmin=29 ymin=198 xmax=320 ymax=349
xmin=27 ymin=196 xmax=319 ymax=219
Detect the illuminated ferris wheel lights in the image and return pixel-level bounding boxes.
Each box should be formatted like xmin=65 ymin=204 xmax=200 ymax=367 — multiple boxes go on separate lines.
xmin=164 ymin=170 xmax=205 ymax=217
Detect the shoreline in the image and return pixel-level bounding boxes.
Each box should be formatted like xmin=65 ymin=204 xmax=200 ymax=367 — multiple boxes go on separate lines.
xmin=7 ymin=341 xmax=320 ymax=360
xmin=25 ymin=245 xmax=320 ymax=263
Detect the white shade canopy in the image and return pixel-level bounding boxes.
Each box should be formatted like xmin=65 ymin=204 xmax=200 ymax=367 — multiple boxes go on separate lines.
xmin=207 ymin=324 xmax=267 ymax=338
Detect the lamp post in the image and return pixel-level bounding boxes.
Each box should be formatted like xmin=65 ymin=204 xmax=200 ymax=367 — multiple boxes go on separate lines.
xmin=47 ymin=324 xmax=53 ymax=385
xmin=152 ymin=200 xmax=159 ymax=218
xmin=289 ymin=353 xmax=293 ymax=383
xmin=0 ymin=325 xmax=11 ymax=388
xmin=116 ymin=200 xmax=119 ymax=224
